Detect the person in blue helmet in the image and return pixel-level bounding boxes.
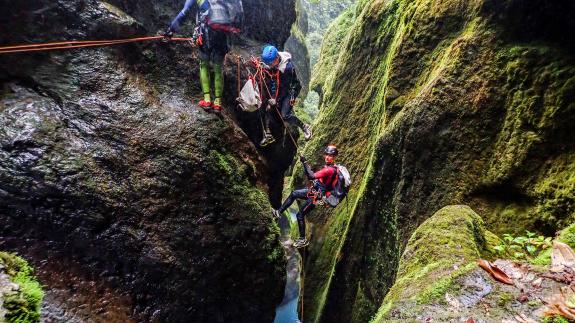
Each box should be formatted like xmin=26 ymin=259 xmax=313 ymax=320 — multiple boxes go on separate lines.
xmin=164 ymin=0 xmax=234 ymax=113
xmin=259 ymin=45 xmax=312 ymax=147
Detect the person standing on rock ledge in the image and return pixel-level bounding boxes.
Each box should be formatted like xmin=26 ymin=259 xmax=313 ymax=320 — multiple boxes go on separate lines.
xmin=259 ymin=45 xmax=312 ymax=147
xmin=273 ymin=145 xmax=340 ymax=248
xmin=164 ymin=0 xmax=243 ymax=114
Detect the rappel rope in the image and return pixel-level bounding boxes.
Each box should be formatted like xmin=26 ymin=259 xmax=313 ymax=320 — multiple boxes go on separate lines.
xmin=301 ymin=247 xmax=306 ymax=322
xmin=0 ymin=36 xmax=194 ymax=54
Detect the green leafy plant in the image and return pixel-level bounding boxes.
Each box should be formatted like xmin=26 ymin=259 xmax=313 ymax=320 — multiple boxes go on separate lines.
xmin=543 ymin=315 xmax=570 ymax=323
xmin=494 ymin=231 xmax=553 ymax=260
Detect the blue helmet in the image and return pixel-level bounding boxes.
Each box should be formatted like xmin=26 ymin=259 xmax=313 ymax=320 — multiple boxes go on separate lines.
xmin=261 ymin=45 xmax=279 ymax=65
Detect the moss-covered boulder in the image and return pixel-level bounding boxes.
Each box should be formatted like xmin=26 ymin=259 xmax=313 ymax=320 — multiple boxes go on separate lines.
xmin=372 ymin=209 xmax=575 ymax=322
xmin=298 ymin=0 xmax=575 ymax=321
xmin=371 ymin=205 xmax=496 ymax=321
xmin=0 ymin=252 xmax=44 ymax=323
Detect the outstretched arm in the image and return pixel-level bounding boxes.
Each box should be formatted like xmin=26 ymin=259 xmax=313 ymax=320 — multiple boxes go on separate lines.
xmin=300 ymin=156 xmax=315 ymax=180
xmin=303 ymin=162 xmax=315 ymax=180
xmin=169 ymin=0 xmax=196 ymax=32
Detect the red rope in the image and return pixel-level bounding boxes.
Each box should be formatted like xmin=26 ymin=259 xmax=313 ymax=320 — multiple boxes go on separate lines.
xmin=0 ymin=36 xmax=194 ymax=54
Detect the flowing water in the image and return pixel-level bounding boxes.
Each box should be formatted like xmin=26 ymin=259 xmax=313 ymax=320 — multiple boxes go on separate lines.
xmin=273 ymin=213 xmax=302 ymax=323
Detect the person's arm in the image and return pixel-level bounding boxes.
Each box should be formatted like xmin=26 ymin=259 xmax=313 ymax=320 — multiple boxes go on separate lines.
xmin=300 ymin=156 xmax=315 ymax=180
xmin=169 ymin=0 xmax=196 ymax=33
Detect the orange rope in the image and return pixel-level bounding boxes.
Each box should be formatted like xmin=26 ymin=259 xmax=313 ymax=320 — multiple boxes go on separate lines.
xmin=0 ymin=36 xmax=194 ymax=54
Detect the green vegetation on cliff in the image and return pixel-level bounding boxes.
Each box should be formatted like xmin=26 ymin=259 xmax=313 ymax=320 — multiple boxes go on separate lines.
xmin=0 ymin=252 xmax=43 ymax=323
xmin=300 ymin=0 xmax=575 ymax=322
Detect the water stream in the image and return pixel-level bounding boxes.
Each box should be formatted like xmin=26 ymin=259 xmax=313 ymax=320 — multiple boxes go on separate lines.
xmin=273 ymin=213 xmax=302 ymax=323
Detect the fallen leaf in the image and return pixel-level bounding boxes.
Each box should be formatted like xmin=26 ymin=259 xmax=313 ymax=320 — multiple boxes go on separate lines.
xmin=552 ymin=241 xmax=575 ymax=270
xmin=544 ymin=287 xmax=575 ymax=320
xmin=478 ymin=259 xmax=514 ymax=285
xmin=514 ymin=313 xmax=537 ymax=323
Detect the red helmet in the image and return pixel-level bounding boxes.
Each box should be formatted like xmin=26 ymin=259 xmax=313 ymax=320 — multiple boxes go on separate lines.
xmin=324 ymin=145 xmax=338 ymax=156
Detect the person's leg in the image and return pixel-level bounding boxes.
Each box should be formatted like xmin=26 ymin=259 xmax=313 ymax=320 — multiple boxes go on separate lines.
xmin=278 ymin=189 xmax=308 ymax=214
xmin=280 ymin=96 xmax=305 ymax=130
xmin=296 ymin=198 xmax=315 ymax=240
xmin=199 ymin=59 xmax=212 ymax=105
xmin=213 ymin=62 xmax=223 ymax=108
xmin=211 ymin=31 xmax=229 ymax=110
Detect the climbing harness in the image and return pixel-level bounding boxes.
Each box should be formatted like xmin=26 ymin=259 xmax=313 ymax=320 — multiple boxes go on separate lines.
xmin=307 ymin=186 xmax=325 ymax=206
xmin=0 ymin=36 xmax=195 ymax=55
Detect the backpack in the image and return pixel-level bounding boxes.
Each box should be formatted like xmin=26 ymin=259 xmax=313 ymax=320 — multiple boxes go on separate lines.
xmin=237 ymin=76 xmax=262 ymax=112
xmin=325 ymin=165 xmax=352 ymax=208
xmin=206 ymin=0 xmax=244 ymax=34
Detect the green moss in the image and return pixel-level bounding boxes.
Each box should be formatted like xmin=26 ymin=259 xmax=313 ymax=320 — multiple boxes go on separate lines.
xmin=0 ymin=252 xmax=44 ymax=323
xmin=302 ymin=0 xmax=575 ymax=320
xmin=532 ymin=223 xmax=575 ymax=266
xmin=371 ymin=206 xmax=494 ymax=322
xmin=416 ymin=262 xmax=475 ymax=304
xmin=209 ymin=150 xmax=235 ymax=177
xmin=558 ymin=223 xmax=575 ymax=247
xmin=497 ymin=292 xmax=514 ymax=307
xmin=543 ymin=315 xmax=570 ymax=323
xmin=531 ymin=248 xmax=552 ymax=265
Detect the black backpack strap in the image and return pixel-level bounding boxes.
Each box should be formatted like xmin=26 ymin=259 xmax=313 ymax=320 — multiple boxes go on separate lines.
xmin=327 ymin=166 xmax=338 ymax=191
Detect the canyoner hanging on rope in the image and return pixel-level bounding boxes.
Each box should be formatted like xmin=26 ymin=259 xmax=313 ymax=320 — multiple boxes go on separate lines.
xmin=272 ymin=145 xmax=347 ymax=249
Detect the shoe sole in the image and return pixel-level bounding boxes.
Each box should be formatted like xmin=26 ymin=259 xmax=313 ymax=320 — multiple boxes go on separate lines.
xmin=260 ymin=140 xmax=275 ymax=147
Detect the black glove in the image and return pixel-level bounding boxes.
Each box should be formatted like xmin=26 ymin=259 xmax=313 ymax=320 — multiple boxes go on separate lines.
xmin=300 ymin=155 xmax=307 ymax=163
xmin=163 ymin=28 xmax=174 ymax=39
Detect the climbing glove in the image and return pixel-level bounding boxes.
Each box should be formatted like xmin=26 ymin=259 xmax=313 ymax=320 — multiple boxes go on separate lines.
xmin=268 ymin=98 xmax=277 ymax=106
xmin=163 ymin=28 xmax=174 ymax=40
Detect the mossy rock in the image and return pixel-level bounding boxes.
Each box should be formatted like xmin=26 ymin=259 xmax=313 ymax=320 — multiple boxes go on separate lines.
xmin=0 ymin=252 xmax=44 ymax=323
xmin=300 ymin=0 xmax=575 ymax=321
xmin=371 ymin=205 xmax=497 ymax=321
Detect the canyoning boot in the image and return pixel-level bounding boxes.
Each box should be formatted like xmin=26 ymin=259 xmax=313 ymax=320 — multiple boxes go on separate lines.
xmin=212 ymin=98 xmax=222 ymax=114
xmin=260 ymin=132 xmax=275 ymax=147
xmin=199 ymin=99 xmax=213 ymax=111
xmin=293 ymin=238 xmax=309 ymax=249
xmin=303 ymin=124 xmax=313 ymax=140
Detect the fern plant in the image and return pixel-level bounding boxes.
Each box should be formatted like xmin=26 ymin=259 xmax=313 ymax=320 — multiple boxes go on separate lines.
xmin=493 ymin=231 xmax=553 ymax=260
